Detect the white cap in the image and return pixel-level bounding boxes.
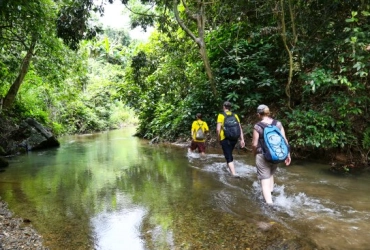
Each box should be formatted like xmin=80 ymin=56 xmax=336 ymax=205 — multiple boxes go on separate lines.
xmin=257 ymin=104 xmax=269 ymax=114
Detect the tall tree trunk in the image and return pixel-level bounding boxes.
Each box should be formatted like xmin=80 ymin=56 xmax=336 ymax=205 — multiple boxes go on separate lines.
xmin=3 ymin=35 xmax=37 ymax=109
xmin=279 ymin=0 xmax=292 ymax=110
xmin=275 ymin=0 xmax=297 ymax=111
xmin=173 ymin=0 xmax=217 ymax=96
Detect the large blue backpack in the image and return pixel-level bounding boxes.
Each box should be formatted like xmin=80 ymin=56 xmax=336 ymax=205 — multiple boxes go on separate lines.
xmin=257 ymin=120 xmax=290 ymax=164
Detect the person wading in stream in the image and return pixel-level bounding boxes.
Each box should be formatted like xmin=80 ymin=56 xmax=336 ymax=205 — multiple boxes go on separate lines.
xmin=189 ymin=113 xmax=209 ymax=156
xmin=217 ymin=101 xmax=245 ymax=177
xmin=252 ymin=104 xmax=291 ymax=205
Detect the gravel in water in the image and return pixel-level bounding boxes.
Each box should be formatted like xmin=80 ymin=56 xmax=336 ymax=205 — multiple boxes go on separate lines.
xmin=0 ymin=198 xmax=48 ymax=250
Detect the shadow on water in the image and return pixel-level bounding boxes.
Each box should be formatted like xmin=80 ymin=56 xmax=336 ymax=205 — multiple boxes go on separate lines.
xmin=0 ymin=128 xmax=369 ymax=249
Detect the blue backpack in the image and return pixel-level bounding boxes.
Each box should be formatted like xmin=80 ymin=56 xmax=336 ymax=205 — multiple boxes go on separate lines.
xmin=257 ymin=120 xmax=290 ymax=164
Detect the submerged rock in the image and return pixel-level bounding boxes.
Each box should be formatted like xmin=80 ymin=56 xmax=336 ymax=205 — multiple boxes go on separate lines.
xmin=329 ymin=162 xmax=365 ymax=174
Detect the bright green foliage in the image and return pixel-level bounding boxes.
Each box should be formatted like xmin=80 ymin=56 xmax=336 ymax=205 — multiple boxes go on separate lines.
xmin=288 ymin=9 xmax=370 ymax=162
xmin=52 ymin=51 xmax=137 ymax=134
xmin=286 ymin=109 xmax=353 ymax=149
xmin=0 ymin=0 xmax=59 ymax=107
xmin=362 ymin=127 xmax=370 ymax=163
xmin=1 ymin=19 xmax=137 ymax=136
xmin=208 ymin=24 xmax=281 ymax=112
xmin=120 ymin=29 xmax=221 ymax=140
xmin=119 ymin=1 xmax=370 ymax=167
xmin=1 ymin=0 xmax=370 ymax=165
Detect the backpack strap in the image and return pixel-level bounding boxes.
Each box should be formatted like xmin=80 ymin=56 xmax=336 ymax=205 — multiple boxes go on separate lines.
xmin=197 ymin=121 xmax=203 ymax=130
xmin=222 ymin=111 xmax=231 ymax=128
xmin=223 ymin=111 xmax=239 ymax=122
xmin=256 ymin=120 xmax=278 ymax=138
xmin=257 ymin=119 xmax=277 ymax=129
xmin=256 ymin=122 xmax=266 ymax=138
xmin=256 ymin=122 xmax=267 ymax=129
xmin=223 ymin=111 xmax=232 ymax=118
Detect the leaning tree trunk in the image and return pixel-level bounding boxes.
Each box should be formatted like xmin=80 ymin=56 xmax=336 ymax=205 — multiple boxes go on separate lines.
xmin=3 ymin=35 xmax=37 ymax=109
xmin=173 ymin=0 xmax=217 ymax=96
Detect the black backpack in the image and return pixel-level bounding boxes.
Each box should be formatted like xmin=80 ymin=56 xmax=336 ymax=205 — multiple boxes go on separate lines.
xmin=223 ymin=112 xmax=241 ymax=141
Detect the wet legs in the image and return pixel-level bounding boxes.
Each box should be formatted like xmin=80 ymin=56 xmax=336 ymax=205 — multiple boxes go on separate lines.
xmin=227 ymin=161 xmax=237 ymax=176
xmin=261 ymin=175 xmax=274 ymax=204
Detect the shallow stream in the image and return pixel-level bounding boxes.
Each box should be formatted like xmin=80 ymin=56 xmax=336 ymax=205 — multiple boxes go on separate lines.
xmin=0 ymin=128 xmax=369 ymax=249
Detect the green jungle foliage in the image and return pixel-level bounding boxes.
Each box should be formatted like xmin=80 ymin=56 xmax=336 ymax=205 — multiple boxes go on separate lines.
xmin=0 ymin=1 xmax=137 ymax=135
xmin=0 ymin=0 xmax=369 ymax=165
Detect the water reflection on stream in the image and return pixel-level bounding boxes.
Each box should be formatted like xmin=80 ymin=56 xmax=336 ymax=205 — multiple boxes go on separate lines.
xmin=0 ymin=128 xmax=369 ymax=249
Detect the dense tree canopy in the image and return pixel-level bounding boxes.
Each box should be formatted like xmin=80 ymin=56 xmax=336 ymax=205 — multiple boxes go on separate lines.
xmin=0 ymin=0 xmax=369 ymax=165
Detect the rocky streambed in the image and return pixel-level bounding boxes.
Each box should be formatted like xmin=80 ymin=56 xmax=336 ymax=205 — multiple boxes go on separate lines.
xmin=0 ymin=198 xmax=48 ymax=250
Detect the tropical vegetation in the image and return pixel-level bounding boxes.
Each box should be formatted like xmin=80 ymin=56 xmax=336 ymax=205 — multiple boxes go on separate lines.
xmin=0 ymin=0 xmax=369 ymax=166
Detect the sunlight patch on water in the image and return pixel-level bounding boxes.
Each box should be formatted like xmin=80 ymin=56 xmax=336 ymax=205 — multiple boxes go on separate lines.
xmin=92 ymin=207 xmax=146 ymax=250
xmin=145 ymin=225 xmax=175 ymax=249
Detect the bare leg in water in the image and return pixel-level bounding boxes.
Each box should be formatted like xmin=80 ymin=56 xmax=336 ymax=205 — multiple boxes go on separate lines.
xmin=261 ymin=175 xmax=274 ymax=204
xmin=228 ymin=161 xmax=240 ymax=177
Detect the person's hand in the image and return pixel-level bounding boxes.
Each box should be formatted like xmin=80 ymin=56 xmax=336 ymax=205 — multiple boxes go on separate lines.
xmin=240 ymin=139 xmax=245 ymax=148
xmin=285 ymin=155 xmax=291 ymax=166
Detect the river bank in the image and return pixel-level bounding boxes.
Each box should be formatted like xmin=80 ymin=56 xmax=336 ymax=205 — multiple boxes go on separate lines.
xmin=0 ymin=197 xmax=48 ymax=250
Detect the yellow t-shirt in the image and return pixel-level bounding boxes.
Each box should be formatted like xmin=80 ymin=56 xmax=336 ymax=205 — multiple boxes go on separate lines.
xmin=217 ymin=111 xmax=241 ymax=141
xmin=191 ymin=120 xmax=209 ymax=142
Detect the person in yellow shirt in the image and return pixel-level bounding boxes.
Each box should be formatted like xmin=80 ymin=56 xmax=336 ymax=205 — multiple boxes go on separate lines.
xmin=189 ymin=113 xmax=209 ymax=156
xmin=216 ymin=101 xmax=245 ymax=177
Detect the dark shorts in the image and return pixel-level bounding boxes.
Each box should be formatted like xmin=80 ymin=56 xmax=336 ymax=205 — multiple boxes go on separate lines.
xmin=220 ymin=139 xmax=238 ymax=163
xmin=190 ymin=141 xmax=206 ymax=153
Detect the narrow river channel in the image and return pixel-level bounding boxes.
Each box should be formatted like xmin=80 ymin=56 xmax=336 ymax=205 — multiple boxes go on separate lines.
xmin=0 ymin=127 xmax=369 ymax=249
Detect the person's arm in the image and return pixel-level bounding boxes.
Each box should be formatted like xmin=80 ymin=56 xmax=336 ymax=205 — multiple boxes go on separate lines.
xmin=280 ymin=125 xmax=291 ymax=166
xmin=252 ymin=128 xmax=259 ymax=155
xmin=216 ymin=122 xmax=221 ymax=141
xmin=279 ymin=125 xmax=289 ymax=144
xmin=204 ymin=122 xmax=209 ymax=134
xmin=239 ymin=123 xmax=245 ymax=148
xmin=191 ymin=122 xmax=195 ymax=140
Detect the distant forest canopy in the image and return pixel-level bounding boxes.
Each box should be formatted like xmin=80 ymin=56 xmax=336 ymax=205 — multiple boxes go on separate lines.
xmin=0 ymin=0 xmax=369 ymax=165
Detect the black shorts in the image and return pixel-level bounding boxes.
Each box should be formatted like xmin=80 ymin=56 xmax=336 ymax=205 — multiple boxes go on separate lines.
xmin=220 ymin=139 xmax=237 ymax=163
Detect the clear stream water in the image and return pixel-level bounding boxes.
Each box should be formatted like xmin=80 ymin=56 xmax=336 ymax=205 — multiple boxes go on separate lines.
xmin=0 ymin=128 xmax=369 ymax=250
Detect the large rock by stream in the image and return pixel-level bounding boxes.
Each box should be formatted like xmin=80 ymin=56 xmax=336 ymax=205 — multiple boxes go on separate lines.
xmin=0 ymin=116 xmax=60 ymax=166
xmin=13 ymin=118 xmax=60 ymax=151
xmin=0 ymin=116 xmax=57 ymax=248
